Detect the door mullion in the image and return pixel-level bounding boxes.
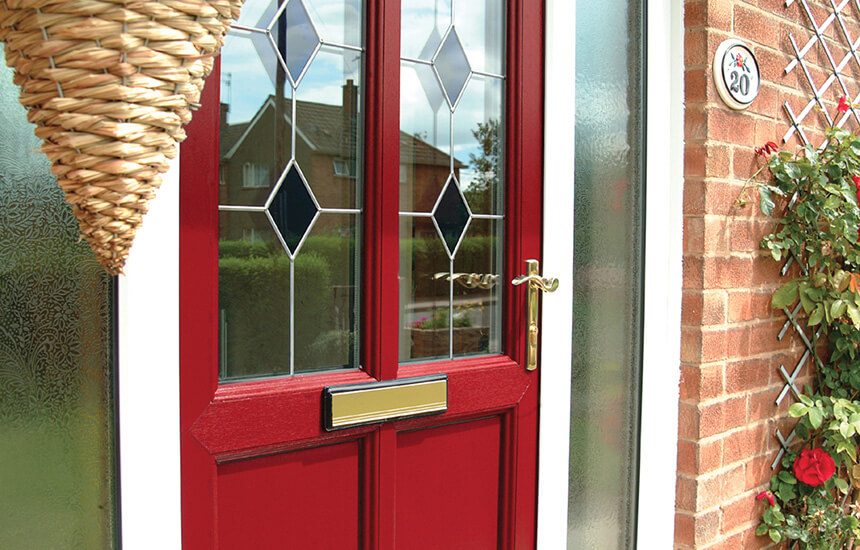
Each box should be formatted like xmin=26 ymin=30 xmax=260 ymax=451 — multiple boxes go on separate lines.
xmin=363 ymin=0 xmax=401 ymax=384
xmin=363 ymin=1 xmax=401 ymax=548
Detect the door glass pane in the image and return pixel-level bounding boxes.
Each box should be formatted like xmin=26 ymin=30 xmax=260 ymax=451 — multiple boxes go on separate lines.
xmin=219 ymin=0 xmax=363 ymax=380
xmin=569 ymin=0 xmax=645 ymax=547
xmin=399 ymin=0 xmax=505 ymax=363
xmin=0 ymin=45 xmax=117 ymax=547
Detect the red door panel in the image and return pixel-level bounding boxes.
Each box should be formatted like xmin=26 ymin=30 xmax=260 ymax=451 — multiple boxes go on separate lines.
xmin=217 ymin=442 xmax=362 ymax=549
xmin=180 ymin=1 xmax=544 ymax=548
xmin=395 ymin=417 xmax=502 ymax=549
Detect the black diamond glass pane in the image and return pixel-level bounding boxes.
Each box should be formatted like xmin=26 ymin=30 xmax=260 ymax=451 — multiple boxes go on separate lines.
xmin=433 ymin=181 xmax=470 ymax=255
xmin=434 ymin=30 xmax=470 ymax=108
xmin=269 ymin=165 xmax=317 ymax=254
xmin=275 ymin=0 xmax=320 ymax=83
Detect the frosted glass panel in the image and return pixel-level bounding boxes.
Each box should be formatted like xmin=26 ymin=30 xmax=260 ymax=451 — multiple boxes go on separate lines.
xmin=569 ymin=1 xmax=644 ymax=548
xmin=0 ymin=45 xmax=117 ymax=548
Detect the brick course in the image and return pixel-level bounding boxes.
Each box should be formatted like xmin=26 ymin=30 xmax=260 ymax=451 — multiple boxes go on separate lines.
xmin=675 ymin=0 xmax=852 ymax=546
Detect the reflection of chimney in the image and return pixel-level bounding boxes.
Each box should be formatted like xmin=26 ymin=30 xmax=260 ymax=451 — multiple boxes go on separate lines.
xmin=220 ymin=102 xmax=229 ymax=129
xmin=342 ymin=80 xmax=358 ymax=174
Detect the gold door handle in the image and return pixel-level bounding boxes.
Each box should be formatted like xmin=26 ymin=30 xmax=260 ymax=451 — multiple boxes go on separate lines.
xmin=512 ymin=259 xmax=558 ymax=371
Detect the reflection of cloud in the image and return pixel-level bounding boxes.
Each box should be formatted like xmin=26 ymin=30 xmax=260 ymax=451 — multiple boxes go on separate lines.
xmin=304 ymin=0 xmax=362 ymax=46
xmin=222 ymin=26 xmax=360 ymax=122
xmin=401 ymin=63 xmax=503 ymax=165
xmin=452 ymin=0 xmax=505 ymax=73
xmin=222 ymin=33 xmax=277 ymax=123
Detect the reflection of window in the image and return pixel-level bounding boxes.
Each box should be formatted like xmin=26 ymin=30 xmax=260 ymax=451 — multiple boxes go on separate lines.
xmin=333 ymin=159 xmax=350 ymax=177
xmin=399 ymin=164 xmax=407 ymax=184
xmin=242 ymin=228 xmax=263 ymax=243
xmin=242 ymin=163 xmax=269 ymax=188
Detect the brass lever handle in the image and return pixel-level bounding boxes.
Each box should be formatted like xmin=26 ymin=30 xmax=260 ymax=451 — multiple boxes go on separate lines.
xmin=511 ymin=259 xmax=558 ymax=371
xmin=511 ymin=274 xmax=559 ymax=293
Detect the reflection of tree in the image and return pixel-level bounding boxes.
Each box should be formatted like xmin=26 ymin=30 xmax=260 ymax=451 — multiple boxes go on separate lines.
xmin=465 ymin=118 xmax=500 ymax=212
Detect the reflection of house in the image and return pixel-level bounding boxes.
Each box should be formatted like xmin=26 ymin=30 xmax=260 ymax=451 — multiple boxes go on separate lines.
xmin=219 ymin=82 xmax=462 ymax=243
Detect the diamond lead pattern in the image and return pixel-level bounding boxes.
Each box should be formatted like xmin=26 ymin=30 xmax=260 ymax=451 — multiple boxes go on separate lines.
xmin=268 ymin=164 xmax=318 ymax=255
xmin=274 ymin=0 xmax=321 ymax=85
xmin=434 ymin=28 xmax=471 ymax=109
xmin=433 ymin=176 xmax=471 ymax=257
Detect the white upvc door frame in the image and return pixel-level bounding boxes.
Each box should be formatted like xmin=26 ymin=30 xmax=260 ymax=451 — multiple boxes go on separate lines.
xmin=636 ymin=0 xmax=684 ymax=546
xmin=116 ymin=0 xmax=683 ymax=547
xmin=536 ymin=0 xmax=683 ymax=547
xmin=118 ymin=157 xmax=182 ymax=549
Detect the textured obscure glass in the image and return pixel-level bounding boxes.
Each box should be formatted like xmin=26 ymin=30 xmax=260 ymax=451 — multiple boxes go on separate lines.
xmin=399 ymin=0 xmax=504 ymax=363
xmin=569 ymin=0 xmax=644 ymax=548
xmin=219 ymin=0 xmax=363 ymax=380
xmin=0 ymin=45 xmax=117 ymax=548
xmin=269 ymin=165 xmax=319 ymax=254
xmin=434 ymin=29 xmax=471 ymax=108
xmin=433 ymin=177 xmax=470 ymax=256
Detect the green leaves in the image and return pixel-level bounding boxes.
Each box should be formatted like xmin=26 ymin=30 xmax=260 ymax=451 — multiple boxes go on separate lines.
xmin=759 ymin=184 xmax=776 ymax=216
xmin=772 ymin=281 xmax=798 ymax=309
xmin=757 ymin=128 xmax=860 ymax=549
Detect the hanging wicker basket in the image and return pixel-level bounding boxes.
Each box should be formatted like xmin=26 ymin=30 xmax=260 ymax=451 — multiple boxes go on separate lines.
xmin=0 ymin=0 xmax=243 ymax=274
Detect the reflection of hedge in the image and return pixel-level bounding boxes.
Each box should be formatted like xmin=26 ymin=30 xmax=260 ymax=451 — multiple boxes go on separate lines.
xmin=218 ymin=234 xmax=498 ymax=378
xmin=219 ymin=251 xmax=334 ymax=378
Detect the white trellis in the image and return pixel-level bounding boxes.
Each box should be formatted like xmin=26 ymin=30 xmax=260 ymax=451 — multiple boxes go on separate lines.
xmin=773 ymin=0 xmax=860 ymax=468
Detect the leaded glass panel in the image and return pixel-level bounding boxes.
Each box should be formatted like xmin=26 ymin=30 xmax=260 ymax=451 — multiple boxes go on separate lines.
xmin=399 ymin=0 xmax=505 ymax=362
xmin=219 ymin=0 xmax=363 ymax=380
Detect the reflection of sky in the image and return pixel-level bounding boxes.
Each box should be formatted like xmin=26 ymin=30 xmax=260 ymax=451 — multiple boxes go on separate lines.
xmin=221 ymin=39 xmax=360 ymax=125
xmin=223 ymin=0 xmax=362 ymax=124
xmin=402 ymin=0 xmax=503 ymax=73
xmin=222 ymin=0 xmax=505 ymax=190
xmin=235 ymin=0 xmax=362 ymax=46
xmin=399 ymin=67 xmax=503 ymax=190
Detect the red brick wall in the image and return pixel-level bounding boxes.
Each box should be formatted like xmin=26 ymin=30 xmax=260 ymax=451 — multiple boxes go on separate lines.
xmin=675 ymin=0 xmax=860 ymax=547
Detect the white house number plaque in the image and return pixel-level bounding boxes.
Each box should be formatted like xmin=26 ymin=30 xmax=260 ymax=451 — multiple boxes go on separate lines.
xmin=713 ymin=39 xmax=760 ymax=110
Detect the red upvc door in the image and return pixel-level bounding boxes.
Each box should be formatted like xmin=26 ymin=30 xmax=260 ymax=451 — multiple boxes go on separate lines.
xmin=180 ymin=0 xmax=543 ymax=548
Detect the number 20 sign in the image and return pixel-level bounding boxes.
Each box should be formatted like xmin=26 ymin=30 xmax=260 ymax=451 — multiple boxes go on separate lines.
xmin=713 ymin=39 xmax=760 ymax=110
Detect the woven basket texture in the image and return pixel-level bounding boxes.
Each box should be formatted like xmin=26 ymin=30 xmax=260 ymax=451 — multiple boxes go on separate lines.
xmin=0 ymin=0 xmax=243 ymax=274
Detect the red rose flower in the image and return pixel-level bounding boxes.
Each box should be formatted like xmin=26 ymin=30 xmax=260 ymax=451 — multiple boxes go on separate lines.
xmin=756 ymin=490 xmax=775 ymax=507
xmin=755 ymin=141 xmax=779 ymax=157
xmin=793 ymin=448 xmax=836 ymax=486
xmin=853 ymin=174 xmax=860 ymax=192
xmin=839 ymin=95 xmax=851 ymax=113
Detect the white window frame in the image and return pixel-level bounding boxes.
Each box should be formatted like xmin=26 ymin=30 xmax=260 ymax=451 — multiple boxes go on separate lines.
xmin=241 ymin=161 xmax=269 ymax=188
xmin=333 ymin=159 xmax=351 ymax=177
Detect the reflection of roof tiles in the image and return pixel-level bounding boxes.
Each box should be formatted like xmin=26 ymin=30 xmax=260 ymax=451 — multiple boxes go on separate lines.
xmin=220 ymin=121 xmax=249 ymax=157
xmin=400 ymin=133 xmax=464 ymax=168
xmin=220 ymin=96 xmax=463 ymax=168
